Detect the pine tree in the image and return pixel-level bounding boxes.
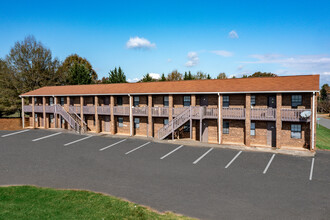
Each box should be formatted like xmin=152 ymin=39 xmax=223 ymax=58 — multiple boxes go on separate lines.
xmin=108 ymin=66 xmax=127 ymax=83
xmin=159 ymin=73 xmax=166 ymax=81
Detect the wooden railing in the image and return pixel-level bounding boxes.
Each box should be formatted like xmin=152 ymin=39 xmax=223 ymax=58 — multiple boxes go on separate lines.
xmin=113 ymin=106 xmax=130 ymax=115
xmin=45 ymin=105 xmax=55 ymax=113
xmin=251 ymin=108 xmax=276 ymax=121
xmin=203 ymin=107 xmax=218 ymax=118
xmin=69 ymin=106 xmax=81 ymax=114
xmin=132 ymin=106 xmax=148 ymax=116
xmin=151 ymin=107 xmax=169 ymax=117
xmin=281 ymin=109 xmax=311 ymax=122
xmin=173 ymin=107 xmax=188 ymax=116
xmin=191 ymin=106 xmax=201 ymax=118
xmin=97 ymin=105 xmax=111 ymax=115
xmin=83 ymin=106 xmax=95 ymax=114
xmin=23 ymin=105 xmax=32 ymax=112
xmin=222 ymin=108 xmax=245 ymax=119
xmin=34 ymin=105 xmax=43 ymax=113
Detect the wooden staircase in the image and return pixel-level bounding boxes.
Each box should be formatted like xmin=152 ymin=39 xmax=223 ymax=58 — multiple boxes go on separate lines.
xmin=55 ymin=105 xmax=87 ymax=134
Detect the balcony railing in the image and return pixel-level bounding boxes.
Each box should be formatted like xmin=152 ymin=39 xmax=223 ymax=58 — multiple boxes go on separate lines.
xmin=151 ymin=107 xmax=169 ymax=117
xmin=69 ymin=106 xmax=81 ymax=114
xmin=132 ymin=106 xmax=148 ymax=116
xmin=251 ymin=108 xmax=276 ymax=121
xmin=113 ymin=106 xmax=130 ymax=115
xmin=83 ymin=106 xmax=95 ymax=114
xmin=45 ymin=105 xmax=55 ymax=113
xmin=173 ymin=107 xmax=188 ymax=116
xmin=34 ymin=105 xmax=43 ymax=113
xmin=23 ymin=105 xmax=32 ymax=112
xmin=203 ymin=108 xmax=218 ymax=118
xmin=281 ymin=109 xmax=311 ymax=122
xmin=222 ymin=108 xmax=246 ymax=120
xmin=97 ymin=105 xmax=111 ymax=115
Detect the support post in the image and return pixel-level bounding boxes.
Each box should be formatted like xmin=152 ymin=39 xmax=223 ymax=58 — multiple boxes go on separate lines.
xmin=66 ymin=96 xmax=70 ymax=130
xmin=218 ymin=93 xmax=222 ymax=144
xmin=32 ymin=97 xmax=35 ymax=128
xmin=54 ymin=96 xmax=57 ymax=128
xmin=21 ymin=97 xmax=25 ymax=128
xmin=110 ymin=95 xmax=115 ymax=134
xmin=169 ymin=94 xmax=174 ymax=140
xmin=148 ymin=95 xmax=153 ymax=137
xmin=95 ymin=96 xmax=99 ymax=133
xmin=311 ymin=92 xmax=316 ymax=151
xmin=43 ymin=96 xmax=46 ymax=129
xmin=245 ymin=94 xmax=251 ymax=147
xmin=129 ymin=95 xmax=133 ymax=136
xmin=276 ymin=93 xmax=282 ymax=148
xmin=190 ymin=106 xmax=192 ymax=139
xmin=80 ymin=96 xmax=84 ymax=128
xmin=199 ymin=107 xmax=202 ymax=142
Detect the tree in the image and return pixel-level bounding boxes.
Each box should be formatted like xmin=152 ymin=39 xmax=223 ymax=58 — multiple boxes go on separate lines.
xmin=217 ymin=73 xmax=227 ymax=79
xmin=207 ymin=74 xmax=212 ymax=79
xmin=140 ymin=73 xmax=155 ymax=82
xmin=67 ymin=63 xmax=93 ymax=85
xmin=183 ymin=72 xmax=188 ymax=80
xmin=167 ymin=70 xmax=182 ymax=81
xmin=188 ymin=71 xmax=194 ymax=80
xmin=249 ymin=72 xmax=277 ymax=78
xmin=1 ymin=36 xmax=61 ymax=116
xmin=159 ymin=73 xmax=166 ymax=81
xmin=195 ymin=71 xmax=207 ymax=80
xmin=59 ymin=54 xmax=97 ymax=84
xmin=242 ymin=74 xmax=248 ymax=78
xmin=320 ymin=84 xmax=329 ymax=101
xmin=108 ymin=67 xmax=127 ymax=83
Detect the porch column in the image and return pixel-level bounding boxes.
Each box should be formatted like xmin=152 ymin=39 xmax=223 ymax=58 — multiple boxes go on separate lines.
xmin=169 ymin=94 xmax=173 ymax=140
xmin=199 ymin=107 xmax=202 ymax=142
xmin=148 ymin=95 xmax=153 ymax=137
xmin=32 ymin=97 xmax=35 ymax=128
xmin=54 ymin=96 xmax=57 ymax=128
xmin=129 ymin=95 xmax=133 ymax=136
xmin=190 ymin=95 xmax=196 ymax=139
xmin=95 ymin=96 xmax=99 ymax=133
xmin=311 ymin=92 xmax=316 ymax=151
xmin=21 ymin=97 xmax=25 ymax=128
xmin=43 ymin=96 xmax=46 ymax=129
xmin=66 ymin=96 xmax=71 ymax=130
xmin=110 ymin=95 xmax=115 ymax=134
xmin=218 ymin=94 xmax=222 ymax=144
xmin=80 ymin=96 xmax=84 ymax=128
xmin=276 ymin=93 xmax=282 ymax=149
xmin=245 ymin=94 xmax=251 ymax=147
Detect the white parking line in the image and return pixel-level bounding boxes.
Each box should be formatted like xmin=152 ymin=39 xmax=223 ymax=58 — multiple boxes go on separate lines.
xmin=32 ymin=132 xmax=62 ymax=142
xmin=99 ymin=139 xmax=127 ymax=151
xmin=64 ymin=136 xmax=93 ymax=146
xmin=309 ymin=158 xmax=315 ymax=181
xmin=1 ymin=129 xmax=30 ymax=137
xmin=125 ymin=142 xmax=151 ymax=155
xmin=263 ymin=154 xmax=276 ymax=174
xmin=193 ymin=148 xmax=214 ymax=164
xmin=225 ymin=151 xmax=242 ymax=168
xmin=160 ymin=145 xmax=184 ymax=160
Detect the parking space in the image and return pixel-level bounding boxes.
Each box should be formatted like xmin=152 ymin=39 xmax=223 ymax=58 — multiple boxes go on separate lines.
xmin=1 ymin=128 xmax=329 ymax=219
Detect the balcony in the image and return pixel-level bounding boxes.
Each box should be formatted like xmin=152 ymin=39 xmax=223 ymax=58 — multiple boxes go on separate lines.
xmin=45 ymin=105 xmax=55 ymax=113
xmin=23 ymin=105 xmax=32 ymax=112
xmin=151 ymin=107 xmax=169 ymax=117
xmin=222 ymin=108 xmax=246 ymax=120
xmin=97 ymin=105 xmax=111 ymax=115
xmin=132 ymin=106 xmax=148 ymax=116
xmin=83 ymin=106 xmax=95 ymax=114
xmin=281 ymin=109 xmax=311 ymax=122
xmin=251 ymin=108 xmax=276 ymax=121
xmin=69 ymin=106 xmax=81 ymax=114
xmin=113 ymin=106 xmax=130 ymax=116
xmin=34 ymin=105 xmax=43 ymax=113
xmin=173 ymin=107 xmax=188 ymax=116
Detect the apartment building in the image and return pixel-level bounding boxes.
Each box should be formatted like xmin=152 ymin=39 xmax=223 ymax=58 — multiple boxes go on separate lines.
xmin=20 ymin=75 xmax=319 ymax=151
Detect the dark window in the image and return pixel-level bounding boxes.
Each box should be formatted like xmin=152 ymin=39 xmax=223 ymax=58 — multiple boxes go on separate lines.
xmin=251 ymin=122 xmax=256 ymax=136
xmin=117 ymin=97 xmax=123 ymax=106
xmin=223 ymin=121 xmax=229 ymax=134
xmin=164 ymin=96 xmax=169 ymax=107
xmin=223 ymin=96 xmax=229 ymax=108
xmin=183 ymin=122 xmax=190 ymax=132
xmin=292 ymin=95 xmax=302 ymax=108
xmin=34 ymin=97 xmax=37 ymax=104
xmin=134 ymin=118 xmax=140 ymax=128
xmin=93 ymin=116 xmax=95 ymax=126
xmin=291 ymin=124 xmax=301 ymax=139
xmin=118 ymin=117 xmax=123 ymax=127
xmin=183 ymin=96 xmax=191 ymax=107
xmin=60 ymin=97 xmax=65 ymax=106
xmin=50 ymin=114 xmax=54 ymax=123
xmin=49 ymin=97 xmax=54 ymax=106
xmin=134 ymin=96 xmax=139 ymax=107
xmin=70 ymin=98 xmax=74 ymax=106
xmin=164 ymin=119 xmax=169 ymax=125
xmin=251 ymin=95 xmax=256 ymax=106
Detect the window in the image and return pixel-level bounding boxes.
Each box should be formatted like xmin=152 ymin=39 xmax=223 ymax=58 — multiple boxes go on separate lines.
xmin=164 ymin=119 xmax=169 ymax=125
xmin=251 ymin=95 xmax=256 ymax=106
xmin=291 ymin=124 xmax=301 ymax=139
xmin=50 ymin=114 xmax=54 ymax=123
xmin=223 ymin=95 xmax=229 ymax=108
xmin=134 ymin=96 xmax=139 ymax=107
xmin=93 ymin=116 xmax=95 ymax=126
xmin=35 ymin=113 xmax=38 ymax=122
xmin=183 ymin=122 xmax=190 ymax=132
xmin=49 ymin=97 xmax=54 ymax=106
xmin=118 ymin=117 xmax=123 ymax=127
xmin=70 ymin=98 xmax=74 ymax=106
xmin=183 ymin=96 xmax=191 ymax=107
xmin=60 ymin=97 xmax=65 ymax=106
xmin=117 ymin=97 xmax=123 ymax=106
xmin=251 ymin=122 xmax=256 ymax=136
xmin=292 ymin=95 xmax=302 ymax=108
xmin=134 ymin=118 xmax=140 ymax=128
xmin=164 ymin=96 xmax=169 ymax=107
xmin=223 ymin=121 xmax=229 ymax=134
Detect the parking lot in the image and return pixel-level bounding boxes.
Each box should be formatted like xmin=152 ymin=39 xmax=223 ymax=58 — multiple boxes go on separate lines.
xmin=1 ymin=129 xmax=330 ymax=219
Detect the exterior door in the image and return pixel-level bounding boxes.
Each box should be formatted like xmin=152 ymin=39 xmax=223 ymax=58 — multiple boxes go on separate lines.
xmin=200 ymin=95 xmax=208 ymax=106
xmin=268 ymin=96 xmax=276 ymax=108
xmin=202 ymin=120 xmax=208 ymax=143
xmin=267 ymin=122 xmax=276 ymax=147
xmin=105 ymin=116 xmax=110 ymax=132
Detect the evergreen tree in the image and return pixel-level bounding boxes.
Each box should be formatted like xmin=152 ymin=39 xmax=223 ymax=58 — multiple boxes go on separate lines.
xmin=207 ymin=74 xmax=212 ymax=79
xmin=320 ymin=84 xmax=329 ymax=101
xmin=159 ymin=73 xmax=166 ymax=81
xmin=67 ymin=63 xmax=93 ymax=85
xmin=108 ymin=67 xmax=127 ymax=83
xmin=184 ymin=72 xmax=188 ymax=80
xmin=140 ymin=73 xmax=154 ymax=82
xmin=188 ymin=71 xmax=194 ymax=80
xmin=249 ymin=72 xmax=277 ymax=77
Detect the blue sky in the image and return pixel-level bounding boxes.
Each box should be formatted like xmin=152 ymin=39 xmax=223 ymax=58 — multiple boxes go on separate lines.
xmin=1 ymin=0 xmax=329 ymax=86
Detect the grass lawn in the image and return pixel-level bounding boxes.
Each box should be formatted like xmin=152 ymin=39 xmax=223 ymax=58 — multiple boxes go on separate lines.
xmin=0 ymin=185 xmax=194 ymax=220
xmin=316 ymin=124 xmax=330 ymax=150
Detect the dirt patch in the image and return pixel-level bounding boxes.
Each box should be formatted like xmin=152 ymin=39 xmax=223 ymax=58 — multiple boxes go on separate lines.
xmin=0 ymin=118 xmax=29 ymax=130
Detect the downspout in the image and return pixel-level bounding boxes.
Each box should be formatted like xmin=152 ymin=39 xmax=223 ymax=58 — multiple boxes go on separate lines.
xmin=312 ymin=91 xmax=315 ymax=151
xmin=218 ymin=93 xmax=221 ymax=145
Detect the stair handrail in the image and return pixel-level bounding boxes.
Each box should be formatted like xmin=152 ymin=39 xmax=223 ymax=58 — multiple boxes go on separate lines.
xmin=55 ymin=104 xmax=82 ymax=133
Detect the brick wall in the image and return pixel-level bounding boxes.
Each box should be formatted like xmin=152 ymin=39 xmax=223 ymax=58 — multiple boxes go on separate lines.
xmin=116 ymin=116 xmax=130 ymax=135
xmin=282 ymin=93 xmax=311 ymax=109
xmin=222 ymin=120 xmax=245 ymax=144
xmin=207 ymin=119 xmax=218 ymax=143
xmin=250 ymin=121 xmax=268 ymax=146
xmin=280 ymin=122 xmax=310 ymax=149
xmin=173 ymin=95 xmax=184 ymax=107
xmin=0 ymin=118 xmax=30 ymax=130
xmin=153 ymin=117 xmax=166 ymax=138
xmin=229 ymin=94 xmax=245 ymax=108
xmin=253 ymin=94 xmax=268 ymax=108
xmin=134 ymin=116 xmax=147 ymax=136
xmin=153 ymin=95 xmax=165 ymax=107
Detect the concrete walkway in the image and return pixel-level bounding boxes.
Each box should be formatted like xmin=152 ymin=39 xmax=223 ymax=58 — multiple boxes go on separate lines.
xmin=318 ymin=116 xmax=330 ymax=129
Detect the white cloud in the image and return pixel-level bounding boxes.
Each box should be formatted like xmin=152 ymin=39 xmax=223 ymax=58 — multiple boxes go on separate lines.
xmin=185 ymin=51 xmax=199 ymax=67
xmin=149 ymin=73 xmax=160 ymax=79
xmin=167 ymin=58 xmax=172 ymax=63
xmin=126 ymin=37 xmax=156 ymax=49
xmin=323 ymin=72 xmax=330 ymax=75
xmin=229 ymin=30 xmax=239 ymax=39
xmin=127 ymin=78 xmax=141 ymax=82
xmin=211 ymin=50 xmax=233 ymax=57
xmin=237 ymin=65 xmax=244 ymax=71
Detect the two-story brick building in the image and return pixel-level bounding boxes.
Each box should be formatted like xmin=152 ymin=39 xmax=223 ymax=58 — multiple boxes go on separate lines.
xmin=20 ymin=75 xmax=319 ymax=151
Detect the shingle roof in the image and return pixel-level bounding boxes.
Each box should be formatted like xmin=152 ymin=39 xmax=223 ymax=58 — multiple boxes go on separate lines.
xmin=21 ymin=75 xmax=319 ymax=96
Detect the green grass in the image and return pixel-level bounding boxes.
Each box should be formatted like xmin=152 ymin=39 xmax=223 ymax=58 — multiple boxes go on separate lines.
xmin=0 ymin=185 xmax=194 ymax=220
xmin=316 ymin=124 xmax=330 ymax=150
